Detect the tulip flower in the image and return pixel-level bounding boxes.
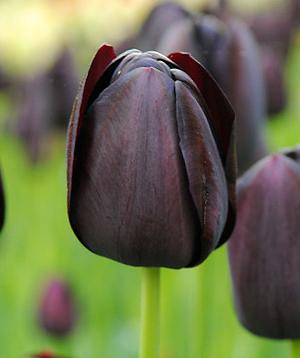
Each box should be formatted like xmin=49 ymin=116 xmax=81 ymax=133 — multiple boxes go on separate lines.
xmin=246 ymin=1 xmax=298 ymax=116
xmin=156 ymin=13 xmax=267 ymax=174
xmin=38 ymin=279 xmax=76 ymax=337
xmin=12 ymin=48 xmax=78 ymax=162
xmin=228 ymin=147 xmax=300 ymax=339
xmin=116 ymin=2 xmax=190 ymax=53
xmin=27 ymin=353 xmax=66 ymax=358
xmin=0 ymin=171 xmax=4 ymax=231
xmin=67 ymin=44 xmax=236 ymax=268
xmin=260 ymin=46 xmax=287 ymax=115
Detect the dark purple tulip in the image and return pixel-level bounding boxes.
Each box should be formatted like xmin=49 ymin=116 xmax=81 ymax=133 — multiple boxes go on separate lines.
xmin=156 ymin=14 xmax=267 ymax=175
xmin=67 ymin=44 xmax=236 ymax=268
xmin=12 ymin=49 xmax=78 ymax=162
xmin=228 ymin=147 xmax=300 ymax=338
xmin=116 ymin=2 xmax=190 ymax=53
xmin=39 ymin=279 xmax=76 ymax=337
xmin=48 ymin=48 xmax=79 ymax=129
xmin=27 ymin=353 xmax=66 ymax=358
xmin=260 ymin=46 xmax=287 ymax=115
xmin=248 ymin=4 xmax=295 ymax=60
xmin=14 ymin=73 xmax=51 ymax=163
xmin=0 ymin=65 xmax=11 ymax=90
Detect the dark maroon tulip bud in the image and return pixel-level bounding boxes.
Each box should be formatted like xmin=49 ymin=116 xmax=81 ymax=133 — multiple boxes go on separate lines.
xmin=48 ymin=48 xmax=79 ymax=129
xmin=0 ymin=170 xmax=4 ymax=231
xmin=67 ymin=44 xmax=236 ymax=268
xmin=27 ymin=352 xmax=67 ymax=358
xmin=157 ymin=14 xmax=267 ymax=175
xmin=14 ymin=73 xmax=51 ymax=163
xmin=0 ymin=65 xmax=11 ymax=90
xmin=12 ymin=49 xmax=78 ymax=162
xmin=248 ymin=4 xmax=295 ymax=60
xmin=39 ymin=279 xmax=76 ymax=337
xmin=228 ymin=147 xmax=300 ymax=338
xmin=116 ymin=2 xmax=190 ymax=53
xmin=260 ymin=46 xmax=287 ymax=115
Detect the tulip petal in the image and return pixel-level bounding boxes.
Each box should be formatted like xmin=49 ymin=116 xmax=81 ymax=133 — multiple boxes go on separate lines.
xmin=229 ymin=154 xmax=300 ymax=338
xmin=175 ymin=81 xmax=228 ymax=264
xmin=169 ymin=52 xmax=236 ymax=243
xmin=67 ymin=44 xmax=116 ymax=203
xmin=69 ymin=67 xmax=200 ymax=268
xmin=168 ymin=52 xmax=234 ymax=165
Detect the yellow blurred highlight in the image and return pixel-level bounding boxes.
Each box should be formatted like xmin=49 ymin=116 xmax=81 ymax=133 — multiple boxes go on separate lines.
xmin=0 ymin=0 xmax=287 ymax=75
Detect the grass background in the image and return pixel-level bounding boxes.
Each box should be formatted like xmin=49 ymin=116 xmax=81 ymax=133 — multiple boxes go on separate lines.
xmin=0 ymin=1 xmax=299 ymax=357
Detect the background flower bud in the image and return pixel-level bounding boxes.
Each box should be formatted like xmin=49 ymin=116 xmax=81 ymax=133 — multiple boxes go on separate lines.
xmin=27 ymin=352 xmax=67 ymax=358
xmin=116 ymin=2 xmax=190 ymax=53
xmin=260 ymin=46 xmax=287 ymax=115
xmin=38 ymin=279 xmax=76 ymax=337
xmin=67 ymin=45 xmax=236 ymax=268
xmin=228 ymin=147 xmax=300 ymax=338
xmin=156 ymin=12 xmax=267 ymax=174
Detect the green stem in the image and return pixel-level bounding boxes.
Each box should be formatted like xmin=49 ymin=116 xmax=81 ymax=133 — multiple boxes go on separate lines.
xmin=191 ymin=265 xmax=205 ymax=358
xmin=291 ymin=341 xmax=300 ymax=358
xmin=139 ymin=268 xmax=160 ymax=358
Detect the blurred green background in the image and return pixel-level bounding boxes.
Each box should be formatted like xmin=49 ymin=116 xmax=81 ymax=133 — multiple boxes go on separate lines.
xmin=0 ymin=0 xmax=299 ymax=357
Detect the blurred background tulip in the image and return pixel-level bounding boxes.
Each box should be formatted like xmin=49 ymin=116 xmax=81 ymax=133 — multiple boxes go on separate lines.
xmin=116 ymin=2 xmax=190 ymax=53
xmin=228 ymin=147 xmax=300 ymax=338
xmin=246 ymin=0 xmax=300 ymax=116
xmin=27 ymin=352 xmax=67 ymax=358
xmin=38 ymin=279 xmax=76 ymax=338
xmin=9 ymin=48 xmax=78 ymax=163
xmin=67 ymin=45 xmax=236 ymax=268
xmin=151 ymin=7 xmax=268 ymax=174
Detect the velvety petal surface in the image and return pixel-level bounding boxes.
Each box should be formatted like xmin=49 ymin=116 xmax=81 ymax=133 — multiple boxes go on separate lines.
xmin=228 ymin=154 xmax=300 ymax=338
xmin=67 ymin=44 xmax=116 ymax=204
xmin=169 ymin=52 xmax=236 ymax=243
xmin=175 ymin=81 xmax=228 ymax=264
xmin=69 ymin=67 xmax=199 ymax=268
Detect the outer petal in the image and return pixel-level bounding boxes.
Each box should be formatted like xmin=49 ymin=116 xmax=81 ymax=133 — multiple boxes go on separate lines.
xmin=228 ymin=19 xmax=268 ymax=175
xmin=67 ymin=44 xmax=116 ymax=205
xmin=69 ymin=67 xmax=199 ymax=268
xmin=169 ymin=52 xmax=236 ymax=243
xmin=228 ymin=155 xmax=300 ymax=338
xmin=168 ymin=51 xmax=234 ymax=166
xmin=175 ymin=81 xmax=228 ymax=265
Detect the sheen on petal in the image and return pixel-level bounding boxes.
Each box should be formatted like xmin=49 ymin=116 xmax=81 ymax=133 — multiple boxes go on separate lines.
xmin=69 ymin=67 xmax=200 ymax=268
xmin=175 ymin=81 xmax=228 ymax=265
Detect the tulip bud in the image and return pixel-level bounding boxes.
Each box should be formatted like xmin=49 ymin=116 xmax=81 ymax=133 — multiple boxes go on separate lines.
xmin=12 ymin=49 xmax=78 ymax=162
xmin=156 ymin=14 xmax=267 ymax=174
xmin=27 ymin=352 xmax=66 ymax=358
xmin=14 ymin=73 xmax=51 ymax=163
xmin=248 ymin=6 xmax=295 ymax=60
xmin=228 ymin=147 xmax=300 ymax=338
xmin=0 ymin=171 xmax=5 ymax=231
xmin=116 ymin=2 xmax=190 ymax=53
xmin=260 ymin=46 xmax=287 ymax=115
xmin=38 ymin=279 xmax=76 ymax=337
xmin=67 ymin=44 xmax=236 ymax=268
